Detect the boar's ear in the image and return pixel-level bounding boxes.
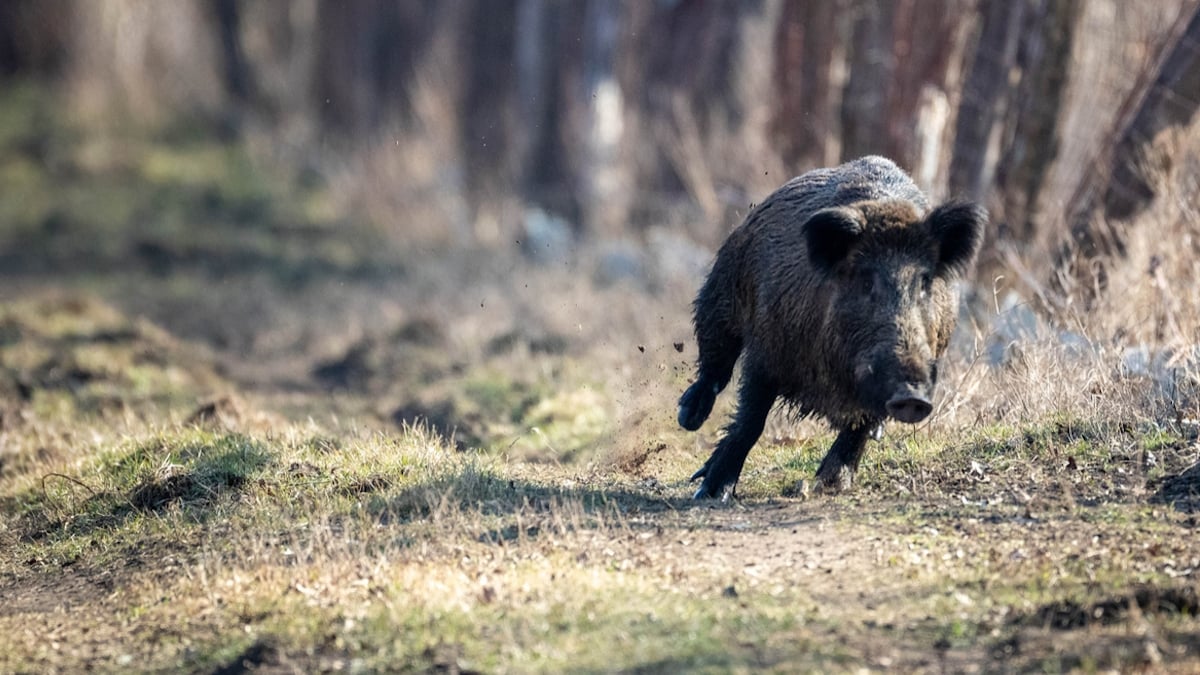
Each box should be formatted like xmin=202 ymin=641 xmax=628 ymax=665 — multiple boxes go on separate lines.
xmin=805 ymin=207 xmax=865 ymax=273
xmin=928 ymin=200 xmax=986 ymax=278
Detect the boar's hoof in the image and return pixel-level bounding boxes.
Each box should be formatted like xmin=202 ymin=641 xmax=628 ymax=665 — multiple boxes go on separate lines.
xmin=678 ymin=379 xmax=719 ymax=431
xmin=692 ymin=481 xmax=736 ymax=502
xmin=690 ymin=463 xmax=736 ymax=501
xmin=814 ymin=464 xmax=855 ymax=494
xmin=885 ymin=395 xmax=932 ymax=424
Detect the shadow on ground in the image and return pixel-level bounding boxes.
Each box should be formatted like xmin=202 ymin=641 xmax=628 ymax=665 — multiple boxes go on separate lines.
xmin=1151 ymin=460 xmax=1200 ymax=512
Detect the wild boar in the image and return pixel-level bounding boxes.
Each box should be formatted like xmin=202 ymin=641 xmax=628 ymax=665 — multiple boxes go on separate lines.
xmin=679 ymin=156 xmax=985 ymax=500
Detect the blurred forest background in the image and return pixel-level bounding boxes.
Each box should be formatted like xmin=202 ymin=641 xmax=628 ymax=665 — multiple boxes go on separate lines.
xmin=2 ymin=0 xmax=1200 ymax=379
xmin=7 ymin=3 xmax=1200 ymax=671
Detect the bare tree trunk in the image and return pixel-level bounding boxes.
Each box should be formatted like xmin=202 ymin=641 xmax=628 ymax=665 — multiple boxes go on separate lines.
xmin=619 ymin=0 xmax=767 ymax=206
xmin=772 ymin=0 xmax=842 ymax=169
xmin=1097 ymin=5 xmax=1200 ymax=222
xmin=0 ymin=0 xmax=72 ymax=78
xmin=457 ymin=0 xmax=519 ymax=239
xmin=640 ymin=0 xmax=762 ymax=130
xmin=576 ymin=0 xmax=627 ymax=235
xmin=516 ymin=0 xmax=572 ymax=220
xmin=1057 ymin=3 xmax=1200 ymax=298
xmin=839 ymin=1 xmax=897 ymax=160
xmin=514 ymin=0 xmax=596 ymax=228
xmin=834 ymin=0 xmax=972 ymax=180
xmin=948 ymin=0 xmax=1025 ymax=201
xmin=313 ymin=0 xmax=439 ymax=135
xmin=313 ymin=1 xmax=379 ymax=134
xmin=210 ymin=0 xmax=249 ymax=104
xmin=885 ymin=0 xmax=972 ymax=169
xmin=993 ymin=0 xmax=1081 ymax=245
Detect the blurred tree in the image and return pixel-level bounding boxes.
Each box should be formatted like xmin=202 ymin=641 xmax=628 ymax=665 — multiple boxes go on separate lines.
xmin=0 ymin=0 xmax=72 ymax=78
xmin=949 ymin=0 xmax=1025 ymax=202
xmin=459 ymin=0 xmax=519 ymax=222
xmin=0 ymin=0 xmax=1192 ymax=301
xmin=993 ymin=0 xmax=1081 ymax=246
xmin=1059 ymin=2 xmax=1200 ymax=300
xmin=949 ymin=0 xmax=1083 ymax=284
xmin=211 ymin=0 xmax=251 ymax=105
xmin=773 ymin=0 xmax=972 ymax=186
xmin=314 ymin=0 xmax=440 ymax=135
xmin=772 ymin=0 xmax=842 ymax=169
xmin=840 ymin=1 xmax=897 ymax=160
xmin=516 ymin=0 xmax=586 ymax=223
xmin=1089 ymin=3 xmax=1200 ymax=224
xmin=881 ymin=0 xmax=972 ymax=172
xmin=620 ymin=0 xmax=767 ymax=205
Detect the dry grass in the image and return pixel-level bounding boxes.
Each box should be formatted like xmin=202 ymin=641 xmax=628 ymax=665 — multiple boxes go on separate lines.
xmin=2 ymin=387 xmax=1197 ymax=672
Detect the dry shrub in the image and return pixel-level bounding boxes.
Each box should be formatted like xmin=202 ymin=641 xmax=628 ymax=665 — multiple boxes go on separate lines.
xmin=322 ymin=52 xmax=473 ymax=250
xmin=936 ymin=335 xmax=1162 ymax=431
xmin=959 ymin=122 xmax=1200 ymax=431
xmin=1079 ymin=124 xmax=1200 ymax=347
xmin=657 ymin=92 xmax=788 ymax=249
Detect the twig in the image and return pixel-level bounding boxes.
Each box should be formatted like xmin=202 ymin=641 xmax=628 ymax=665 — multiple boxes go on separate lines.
xmin=40 ymin=472 xmax=102 ymax=520
xmin=41 ymin=472 xmax=99 ymax=498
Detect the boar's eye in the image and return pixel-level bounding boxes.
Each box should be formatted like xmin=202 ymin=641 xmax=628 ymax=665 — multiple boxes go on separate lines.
xmin=920 ymin=273 xmax=932 ymax=298
xmin=859 ymin=272 xmax=875 ymax=295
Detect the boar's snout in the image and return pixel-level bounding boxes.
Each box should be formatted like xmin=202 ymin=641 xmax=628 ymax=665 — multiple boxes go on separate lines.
xmin=857 ymin=345 xmax=936 ymax=423
xmin=885 ymin=386 xmax=933 ymax=424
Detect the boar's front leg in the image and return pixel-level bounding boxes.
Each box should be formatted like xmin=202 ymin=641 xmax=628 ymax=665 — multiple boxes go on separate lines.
xmin=814 ymin=421 xmax=882 ymax=492
xmin=690 ymin=362 xmax=776 ymax=501
xmin=678 ymin=327 xmax=742 ymax=431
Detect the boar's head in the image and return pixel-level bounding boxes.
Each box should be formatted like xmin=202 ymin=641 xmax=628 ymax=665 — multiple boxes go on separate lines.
xmin=804 ymin=199 xmax=985 ymax=424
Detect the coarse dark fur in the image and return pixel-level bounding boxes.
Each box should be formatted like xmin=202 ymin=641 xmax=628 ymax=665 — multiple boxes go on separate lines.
xmin=680 ymin=156 xmax=986 ymax=500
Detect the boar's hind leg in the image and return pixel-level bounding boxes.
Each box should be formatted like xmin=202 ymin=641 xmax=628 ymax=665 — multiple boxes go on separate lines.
xmin=814 ymin=422 xmax=881 ymax=492
xmin=690 ymin=364 xmax=776 ymax=501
